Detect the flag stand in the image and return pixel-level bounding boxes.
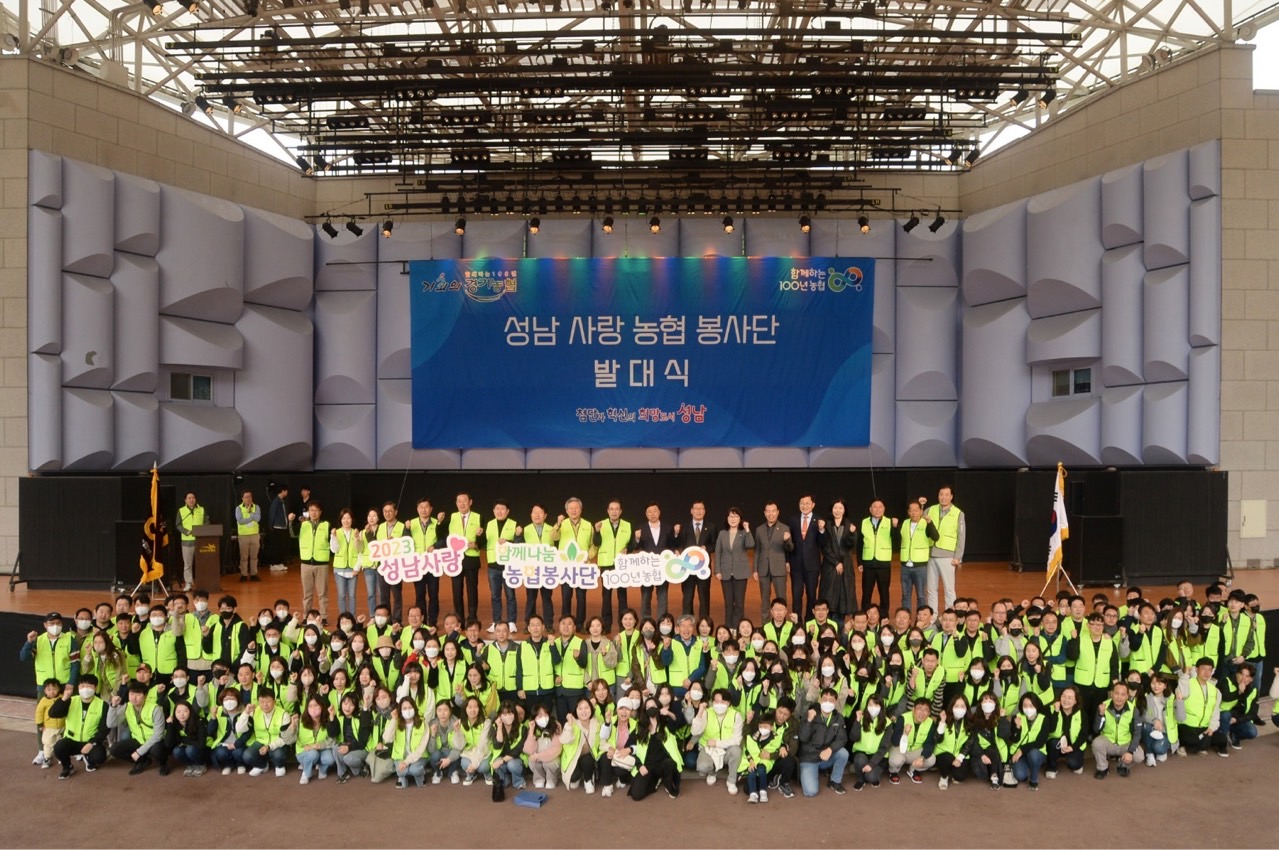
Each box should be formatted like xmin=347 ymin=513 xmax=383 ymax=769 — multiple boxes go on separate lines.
xmin=1039 ymin=556 xmax=1080 ymax=598
xmin=1039 ymin=462 xmax=1079 ymax=598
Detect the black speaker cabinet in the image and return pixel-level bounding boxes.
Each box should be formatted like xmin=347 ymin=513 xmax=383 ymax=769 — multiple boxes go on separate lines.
xmin=1067 ymin=516 xmax=1124 ymax=587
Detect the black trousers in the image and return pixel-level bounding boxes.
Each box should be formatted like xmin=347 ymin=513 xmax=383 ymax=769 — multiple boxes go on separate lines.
xmin=560 ymin=585 xmax=587 ymax=626
xmin=53 ymin=738 xmax=104 ymax=770
xmin=681 ymin=577 xmax=712 ymax=620
xmin=451 ymin=555 xmax=482 ymax=621
xmin=600 ymin=587 xmax=629 ymax=633
xmin=525 ymin=588 xmax=554 ymax=628
xmin=861 ymin=561 xmax=891 ymax=613
xmin=414 ymin=575 xmax=440 ymax=626
xmin=720 ymin=579 xmax=747 ymax=630
xmin=791 ymin=569 xmax=818 ymax=622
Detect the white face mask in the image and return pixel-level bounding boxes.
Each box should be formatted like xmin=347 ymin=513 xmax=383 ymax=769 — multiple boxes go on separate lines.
xmin=535 ymin=715 xmax=550 ymax=728
xmin=758 ymin=728 xmax=772 ymax=740
xmin=424 ymin=646 xmax=439 ymax=659
xmin=821 ymin=665 xmax=836 ymax=678
xmin=952 ymin=707 xmax=967 ymax=719
xmin=1024 ymin=708 xmax=1038 ymax=721
xmin=401 ymin=708 xmax=415 ymax=721
xmin=375 ymin=616 xmax=388 ymax=627
xmin=970 ymin=669 xmax=985 ymax=681
xmin=850 ymin=641 xmax=865 ymax=653
xmin=331 ymin=641 xmax=344 ymax=653
xmin=820 ymin=700 xmax=836 ymax=714
xmin=881 ymin=634 xmax=895 ymax=647
xmin=659 ymin=624 xmax=673 ymax=636
xmin=351 ymin=644 xmax=365 ymax=654
xmin=722 ymin=654 xmax=739 ymax=666
xmin=658 ymin=694 xmax=671 ymax=706
xmin=981 ymin=702 xmax=996 ymax=715
xmin=712 ymin=702 xmax=728 ymax=715
xmin=136 ymin=605 xmax=149 ymax=618
xmin=265 ymin=636 xmax=279 ymax=647
xmin=688 ymin=690 xmax=703 ymax=702
xmin=258 ymin=616 xmax=272 ymax=629
xmin=1171 ymin=618 xmax=1184 ymax=629
xmin=46 ymin=624 xmax=62 ymax=636
xmin=270 ymin=668 xmax=284 ymax=680
xmin=867 ymin=705 xmax=881 ymax=718
xmin=222 ymin=700 xmax=238 ymax=712
xmin=195 ymin=601 xmax=208 ymax=613
xmin=751 ymin=638 xmax=765 ymax=651
xmin=171 ymin=678 xmax=187 ymax=690
xmin=742 ymin=670 xmax=756 ymax=683
xmin=275 ymin=610 xmax=289 ymax=621
xmin=304 ymin=634 xmax=318 ymax=646
xmin=150 ymin=616 xmax=166 ymax=628
xmin=791 ymin=633 xmax=806 ymax=646
xmin=76 ymin=619 xmax=92 ymax=631
xmin=79 ymin=688 xmax=96 ymax=700
xmin=412 ymin=639 xmax=426 ymax=651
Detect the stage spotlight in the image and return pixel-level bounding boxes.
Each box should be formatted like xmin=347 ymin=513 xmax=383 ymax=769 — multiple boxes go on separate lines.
xmin=345 ymin=219 xmax=363 ymax=237
xmin=858 ymin=215 xmax=870 ymax=234
xmin=798 ymin=215 xmax=811 ymax=233
xmin=722 ymin=215 xmax=734 ymax=233
xmin=381 ymin=219 xmax=394 ymax=238
xmin=454 ymin=217 xmax=467 ymax=236
xmin=295 ymin=156 xmax=313 ymax=175
xmin=964 ymin=149 xmax=981 ymax=168
xmin=928 ymin=212 xmax=946 ymax=233
xmin=1038 ymin=88 xmax=1056 ymax=109
xmin=321 ymin=219 xmax=338 ymax=238
xmin=528 ymin=217 xmax=541 ymax=234
xmin=902 ymin=213 xmax=920 ymax=233
xmin=649 ymin=216 xmax=661 ymax=233
xmin=601 ymin=216 xmax=615 ymax=233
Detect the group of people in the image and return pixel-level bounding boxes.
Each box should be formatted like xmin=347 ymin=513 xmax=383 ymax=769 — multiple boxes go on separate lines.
xmin=20 ymin=569 xmax=1271 ymax=802
xmin=228 ymin=488 xmax=968 ymax=638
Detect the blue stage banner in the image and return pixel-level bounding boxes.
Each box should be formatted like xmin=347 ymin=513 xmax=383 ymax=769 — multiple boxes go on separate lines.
xmin=408 ymin=256 xmax=874 ymax=449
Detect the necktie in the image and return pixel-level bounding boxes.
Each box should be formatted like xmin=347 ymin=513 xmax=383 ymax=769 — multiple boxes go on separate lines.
xmin=695 ymin=523 xmax=701 ymax=537
xmin=801 ymin=515 xmax=809 ymax=537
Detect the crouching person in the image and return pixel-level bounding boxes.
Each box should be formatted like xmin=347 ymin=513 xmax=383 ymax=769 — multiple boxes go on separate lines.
xmin=236 ymin=686 xmax=295 ymax=777
xmin=109 ymin=680 xmax=170 ymax=775
xmin=1093 ymin=681 xmax=1143 ymax=779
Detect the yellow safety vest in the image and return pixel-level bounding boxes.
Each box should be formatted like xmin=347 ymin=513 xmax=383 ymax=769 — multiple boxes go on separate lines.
xmin=298 ymin=520 xmax=332 ymax=563
xmin=235 ymin=504 xmax=260 ymax=535
xmin=409 ymin=517 xmax=439 ymax=552
xmin=486 ymin=518 xmax=518 ymax=564
xmin=66 ymin=697 xmax=106 ymax=742
xmin=449 ymin=513 xmax=482 ymax=557
xmin=179 ymin=505 xmax=206 ymax=543
xmin=332 ymin=528 xmax=361 ymax=570
xmin=596 ymin=520 xmax=632 ymax=568
xmin=900 ymin=520 xmax=931 ymax=566
xmin=33 ymin=633 xmax=74 ymax=685
xmin=392 ymin=721 xmax=427 ymax=760
xmin=860 ymin=517 xmax=893 ymax=562
xmin=926 ymin=505 xmax=961 ymax=552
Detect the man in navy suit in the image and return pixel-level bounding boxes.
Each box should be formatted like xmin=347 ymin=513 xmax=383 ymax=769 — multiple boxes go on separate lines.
xmin=787 ymin=494 xmax=825 ymax=622
xmin=677 ymin=500 xmax=717 ymax=621
xmin=634 ymin=501 xmax=679 ymax=621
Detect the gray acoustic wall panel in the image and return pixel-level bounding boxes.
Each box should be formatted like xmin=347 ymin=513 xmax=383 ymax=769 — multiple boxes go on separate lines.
xmin=62 ymin=388 xmax=113 ymax=470
xmin=28 ymin=150 xmax=62 ymax=209
xmin=525 ymin=449 xmax=591 ymax=469
xmin=314 ymin=225 xmax=377 ymax=292
xmin=377 ymin=222 xmax=460 ymax=381
xmin=159 ymin=316 xmax=244 ymax=371
xmin=1026 ymin=309 xmax=1102 ymax=367
xmin=461 ymin=449 xmax=528 ymax=470
xmin=314 ymin=290 xmax=376 ymax=405
xmin=895 ymin=287 xmax=958 ymax=401
xmin=110 ymin=254 xmax=160 ymax=393
xmin=28 ymin=353 xmax=61 ymax=472
xmin=60 ymin=158 xmax=114 ymax=278
xmin=742 ymin=217 xmax=810 ymax=258
xmin=961 ymin=200 xmax=1027 ymax=307
xmin=61 ymin=274 xmax=113 ymax=389
xmin=960 ymin=299 xmax=1030 ymax=466
xmin=810 ymin=220 xmax=897 ymax=354
xmin=314 ymin=404 xmax=376 ymax=470
xmin=896 ymin=401 xmax=958 ymax=467
xmin=1026 ymin=179 xmax=1104 ymax=318
xmin=233 ymin=305 xmax=314 ymax=470
xmin=592 ymin=448 xmax=680 ymax=469
xmin=376 ymin=378 xmax=461 ymax=470
xmin=524 ymin=217 xmax=595 ymax=258
xmin=1187 ymin=345 xmax=1220 ymax=466
xmin=1100 ymin=244 xmax=1145 ymax=387
xmin=1143 ymin=265 xmax=1190 ymax=383
xmin=1142 ymin=381 xmax=1188 ymax=464
xmin=461 ymin=219 xmax=525 ymax=258
xmin=1189 ymin=196 xmax=1222 ymax=348
xmin=1101 ymin=164 xmax=1143 ymax=250
xmin=1188 ymin=139 xmax=1222 ymax=201
xmin=159 ymin=404 xmax=243 ymax=470
xmin=28 ymin=206 xmax=62 ymax=355
xmin=1025 ymin=397 xmax=1102 ymax=466
xmin=113 ymin=173 xmax=161 ymax=257
xmin=679 ymin=217 xmax=746 ymax=257
xmin=243 ymin=207 xmax=314 ymax=310
xmin=897 ymin=221 xmax=960 ymax=288
xmin=156 ymin=186 xmax=244 ymax=323
xmin=112 ymin=391 xmax=159 ymax=470
xmin=1142 ymin=150 xmax=1190 ymax=271
xmin=678 ymin=448 xmax=745 ymax=469
xmin=743 ymin=448 xmax=810 ymax=468
xmin=1100 ymin=385 xmax=1144 ymax=465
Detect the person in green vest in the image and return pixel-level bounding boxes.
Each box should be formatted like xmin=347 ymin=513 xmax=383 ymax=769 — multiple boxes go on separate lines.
xmin=857 ymin=499 xmax=896 ymax=614
xmin=1219 ymin=664 xmax=1260 ymax=749
xmin=739 ymin=710 xmax=784 ymax=803
xmin=237 ymin=686 xmax=296 ymax=777
xmin=1093 ymin=680 xmax=1142 ymax=778
xmin=1044 ymin=685 xmax=1088 ymax=778
xmin=692 ymin=687 xmax=744 ymax=793
xmin=848 ymin=695 xmax=893 ymax=789
xmin=490 ymin=700 xmax=528 ymax=791
xmin=207 ymin=689 xmax=250 ymax=774
xmin=922 ymin=488 xmax=965 ymax=612
xmin=895 ymin=501 xmax=936 ymax=614
xmin=297 ymin=501 xmax=332 ymax=620
xmin=1138 ymin=673 xmax=1177 ymax=765
xmin=21 ymin=611 xmax=80 ymax=759
xmin=629 ymin=701 xmax=682 ymax=800
xmin=381 ymin=696 xmax=430 ymax=788
xmin=1220 ymin=589 xmax=1260 ymax=681
xmin=887 ymin=698 xmax=938 ymax=784
xmin=235 ymin=489 xmax=263 ymax=583
xmin=176 ymin=491 xmax=207 ymax=592
xmin=594 ymin=500 xmax=633 ymax=633
xmin=442 ymin=492 xmax=484 ymax=623
xmin=49 ymin=674 xmax=108 ymax=779
xmin=552 ymin=615 xmax=587 ymax=721
xmin=108 ymin=680 xmax=171 ymax=775
xmin=559 ymin=695 xmax=602 ymax=793
xmin=1008 ymin=693 xmax=1049 ymax=789
xmin=557 ymin=497 xmax=596 ymax=624
xmin=485 ymin=499 xmax=521 ymax=634
xmin=516 ymin=616 xmax=557 ymax=718
xmin=1174 ymin=656 xmax=1226 ymax=756
xmin=1067 ymin=612 xmax=1120 ymax=720
xmin=130 ymin=604 xmax=185 ymax=683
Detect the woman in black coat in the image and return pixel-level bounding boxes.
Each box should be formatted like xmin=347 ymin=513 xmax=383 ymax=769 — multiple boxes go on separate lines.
xmin=819 ymin=499 xmax=857 ymax=620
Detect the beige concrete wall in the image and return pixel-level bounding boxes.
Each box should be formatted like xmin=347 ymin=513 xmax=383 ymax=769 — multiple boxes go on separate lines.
xmin=0 ymin=57 xmax=316 ymax=572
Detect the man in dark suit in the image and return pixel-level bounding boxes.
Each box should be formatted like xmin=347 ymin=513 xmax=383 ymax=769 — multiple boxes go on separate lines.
xmin=678 ymin=500 xmax=717 ymax=620
xmin=787 ymin=494 xmax=825 ymax=622
xmin=634 ymin=501 xmax=678 ymax=621
xmin=754 ymin=502 xmax=793 ymax=622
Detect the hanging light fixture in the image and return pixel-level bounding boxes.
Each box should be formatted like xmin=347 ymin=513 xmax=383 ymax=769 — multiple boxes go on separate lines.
xmin=454 ymin=217 xmax=467 ymax=236
xmin=649 ymin=216 xmax=661 ymax=233
xmin=902 ymin=213 xmax=920 ymax=233
xmin=528 ymin=217 xmax=541 ymax=234
xmin=602 ymin=216 xmax=615 ymax=234
xmin=798 ymin=215 xmax=811 ymax=233
xmin=381 ymin=219 xmax=394 ymax=238
xmin=858 ymin=215 xmax=871 ymax=234
xmin=722 ymin=215 xmax=735 ymax=233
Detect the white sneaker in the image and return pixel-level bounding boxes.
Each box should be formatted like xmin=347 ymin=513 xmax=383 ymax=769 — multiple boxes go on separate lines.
xmin=727 ymin=779 xmax=738 ymax=796
xmin=237 ymin=766 xmax=247 ymax=775
xmin=32 ymin=752 xmax=45 ymax=766
xmin=300 ymin=773 xmax=310 ymax=785
xmin=546 ymin=778 xmax=556 ymax=790
xmin=1145 ymin=753 xmax=1156 ymax=768
xmin=747 ymin=792 xmax=759 ymax=803
xmin=1072 ymin=767 xmax=1084 ymax=775
xmin=938 ymin=776 xmax=949 ymax=790
xmin=432 ymin=772 xmax=443 ymax=784
xmin=487 ymin=623 xmax=496 ymax=634
xmin=508 ymin=622 xmax=517 ymax=633
xmin=249 ymin=767 xmax=265 ymax=777
xmin=1156 ymin=753 xmax=1167 ymax=763
xmin=568 ymin=780 xmax=580 ymax=790
xmin=463 ymin=774 xmax=475 ymax=786
xmin=706 ymin=774 xmax=717 ymax=786
xmin=1045 ymin=770 xmax=1057 ymax=780
xmin=584 ymin=780 xmax=595 ymax=795
xmin=601 ymin=784 xmax=613 ymax=798
xmin=275 ymin=766 xmax=287 ymax=778
xmin=533 ymin=777 xmax=545 ymax=789
xmin=759 ymin=789 xmax=769 ymax=803
xmin=451 ymin=772 xmax=460 ymax=784
xmin=222 ymin=766 xmax=233 ymax=776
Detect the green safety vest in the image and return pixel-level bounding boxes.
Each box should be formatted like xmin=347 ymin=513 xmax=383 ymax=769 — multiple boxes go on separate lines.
xmin=32 ymin=632 xmax=74 ymax=685
xmin=700 ymin=707 xmax=740 ymax=746
xmin=298 ymin=520 xmax=332 ymax=563
xmin=235 ymin=504 xmax=260 ymax=535
xmin=1221 ymin=614 xmax=1256 ymax=660
xmin=297 ymin=724 xmax=331 ymax=748
xmin=596 ymin=520 xmax=632 ymax=568
xmin=634 ymin=731 xmax=681 ymax=767
xmin=761 ymin=620 xmax=795 ymax=648
xmin=392 ymin=721 xmax=427 ymax=761
xmin=900 ymin=520 xmax=931 ymax=566
xmin=409 ymin=517 xmax=439 ymax=552
xmin=557 ymin=519 xmax=593 ymax=557
xmin=1074 ymin=637 xmax=1115 ymax=689
xmin=332 ymin=528 xmax=361 ymax=570
xmin=449 ymin=513 xmax=482 ymax=557
xmin=207 ymin=713 xmax=236 ymax=748
xmin=178 ymin=505 xmax=206 ymax=543
xmin=378 ymin=521 xmax=407 ymax=545
xmin=485 ymin=518 xmax=518 ymax=564
xmin=65 ymin=697 xmax=106 ymax=743
xmin=250 ymin=707 xmax=289 ymax=747
xmin=519 ymin=640 xmax=556 ymax=692
xmin=139 ymin=627 xmax=180 ymax=674
xmin=125 ymin=704 xmax=158 ymax=746
xmin=1181 ymin=679 xmax=1220 ymax=727
xmin=937 ymin=719 xmax=969 ymax=756
xmin=433 ymin=662 xmax=467 ymax=704
xmin=1126 ymin=627 xmax=1164 ymax=675
xmin=736 ymin=731 xmax=783 ymax=772
xmin=925 ymin=505 xmax=961 ymax=551
xmin=1049 ymin=708 xmax=1083 ymax=743
xmin=181 ymin=613 xmax=205 ymax=664
xmin=931 ymin=633 xmax=973 ymax=684
xmin=852 ymin=721 xmax=888 ymax=755
xmin=860 ymin=517 xmax=894 ymax=562
xmin=904 ymin=716 xmax=936 ymax=752
xmin=1100 ymin=701 xmax=1136 ymax=746
xmin=666 ymin=640 xmax=703 ymax=686
xmin=557 ymin=636 xmax=586 ymax=689
xmin=484 ymin=643 xmax=520 ymax=692
xmin=1013 ymin=713 xmax=1046 ymax=751
xmin=909 ymin=666 xmax=946 ymax=702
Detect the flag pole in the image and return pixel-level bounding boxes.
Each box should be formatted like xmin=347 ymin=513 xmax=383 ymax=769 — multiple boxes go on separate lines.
xmin=1040 ymin=463 xmax=1079 ymax=598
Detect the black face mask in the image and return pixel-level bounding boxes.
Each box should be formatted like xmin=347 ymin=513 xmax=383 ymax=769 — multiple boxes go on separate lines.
xmin=769 ymin=672 xmax=784 ymax=684
xmin=1009 ymin=628 xmax=1023 ymax=637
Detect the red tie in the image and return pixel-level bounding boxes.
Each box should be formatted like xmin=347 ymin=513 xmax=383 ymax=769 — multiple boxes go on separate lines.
xmin=801 ymin=515 xmax=809 ymax=537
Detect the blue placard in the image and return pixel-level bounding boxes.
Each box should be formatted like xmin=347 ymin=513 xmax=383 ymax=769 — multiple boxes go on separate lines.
xmin=409 ymin=256 xmax=874 ymax=449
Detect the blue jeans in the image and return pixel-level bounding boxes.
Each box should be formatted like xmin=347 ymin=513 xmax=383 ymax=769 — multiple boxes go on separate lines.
xmin=488 ymin=568 xmax=517 ymax=624
xmin=429 ymin=750 xmax=459 ymax=778
xmin=397 ymin=759 xmax=427 ymax=786
xmin=245 ymin=746 xmax=289 ymax=770
xmin=743 ymin=764 xmax=767 ymax=794
xmin=495 ymin=757 xmax=526 ymax=789
xmin=210 ymin=745 xmax=245 ymax=769
xmin=461 ymin=755 xmax=492 ymax=777
xmin=1141 ymin=725 xmax=1171 ymax=757
xmin=798 ymin=749 xmax=849 ymax=797
xmin=1226 ymin=710 xmax=1258 ymax=744
xmin=901 ymin=565 xmax=927 ymax=611
xmin=298 ymin=747 xmax=336 ymax=777
xmin=1011 ymin=749 xmax=1045 ymax=784
xmin=361 ymin=570 xmax=378 ymax=618
xmin=172 ymin=744 xmax=205 ymax=766
xmin=335 ymin=572 xmax=357 ymax=619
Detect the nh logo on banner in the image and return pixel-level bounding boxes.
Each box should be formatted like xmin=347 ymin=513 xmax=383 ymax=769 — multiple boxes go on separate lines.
xmin=408 ymin=256 xmax=874 ymax=449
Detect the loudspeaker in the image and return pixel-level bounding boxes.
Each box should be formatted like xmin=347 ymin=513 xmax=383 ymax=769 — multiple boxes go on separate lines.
xmin=1067 ymin=516 xmax=1123 ymax=587
xmin=1012 ymin=470 xmax=1054 ymax=571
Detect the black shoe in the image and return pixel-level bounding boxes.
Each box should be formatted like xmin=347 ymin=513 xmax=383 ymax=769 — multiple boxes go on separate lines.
xmin=768 ymin=775 xmax=781 ymax=790
xmin=59 ymin=766 xmax=74 ymax=780
xmin=1094 ymin=769 xmax=1108 ymax=780
xmin=249 ymin=575 xmax=261 ymax=582
xmin=1029 ymin=782 xmax=1039 ymax=791
xmin=129 ymin=762 xmax=147 ymax=776
xmin=853 ymin=780 xmax=865 ymax=791
xmin=158 ymin=764 xmax=171 ymax=776
xmin=870 ymin=780 xmax=880 ymax=788
xmin=888 ymin=773 xmax=900 ymax=785
xmin=83 ymin=760 xmax=97 ymax=773
xmin=828 ymin=781 xmax=846 ymax=795
xmin=337 ymin=774 xmax=349 ymax=784
xmin=665 ymin=784 xmax=679 ymax=799
xmin=779 ymin=782 xmax=794 ymax=798
xmin=1117 ymin=764 xmax=1130 ymax=777
xmin=239 ymin=576 xmax=247 ymax=583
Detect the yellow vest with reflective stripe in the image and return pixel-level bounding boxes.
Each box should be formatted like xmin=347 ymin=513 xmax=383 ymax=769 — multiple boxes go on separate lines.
xmin=332 ymin=528 xmax=360 ymax=570
xmin=179 ymin=505 xmax=206 ymax=543
xmin=298 ymin=520 xmax=332 ymax=563
xmin=66 ymin=697 xmax=106 ymax=742
xmin=235 ymin=504 xmax=260 ymax=535
xmin=900 ymin=521 xmax=931 ymax=565
xmin=860 ymin=517 xmax=893 ymax=562
xmin=926 ymin=505 xmax=961 ymax=551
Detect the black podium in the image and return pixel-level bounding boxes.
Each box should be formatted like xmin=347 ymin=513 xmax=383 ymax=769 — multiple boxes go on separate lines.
xmin=193 ymin=524 xmax=224 ymax=592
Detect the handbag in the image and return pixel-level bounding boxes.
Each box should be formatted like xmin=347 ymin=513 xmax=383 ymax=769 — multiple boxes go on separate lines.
xmin=492 ymin=778 xmax=506 ymax=802
xmin=514 ymin=790 xmax=548 ymax=809
xmin=611 ymin=754 xmax=636 ymax=772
